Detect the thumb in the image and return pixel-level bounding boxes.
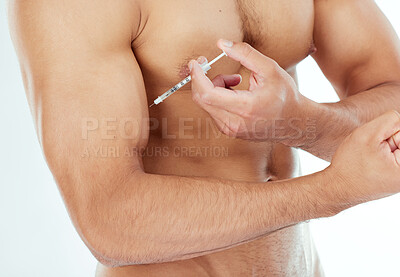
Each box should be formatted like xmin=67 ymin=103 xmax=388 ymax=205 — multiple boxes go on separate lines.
xmin=189 ymin=60 xmax=215 ymax=103
xmin=189 ymin=60 xmax=214 ymax=90
xmin=217 ymin=39 xmax=277 ymax=76
xmin=370 ymin=110 xmax=400 ymax=142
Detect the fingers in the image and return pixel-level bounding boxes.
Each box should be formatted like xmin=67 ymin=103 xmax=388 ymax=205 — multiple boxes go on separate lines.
xmin=394 ymin=149 xmax=400 ymax=166
xmin=388 ymin=118 xmax=400 ymax=165
xmin=372 ymin=110 xmax=400 ymax=142
xmin=388 ymin=131 xmax=400 ymax=152
xmin=217 ymin=39 xmax=277 ymax=76
xmin=394 ymin=131 xmax=400 ymax=148
xmin=190 ymin=60 xmax=249 ymax=110
xmin=189 ymin=60 xmax=214 ymax=96
xmin=212 ymin=74 xmax=242 ymax=88
xmin=209 ymin=109 xmax=243 ymax=137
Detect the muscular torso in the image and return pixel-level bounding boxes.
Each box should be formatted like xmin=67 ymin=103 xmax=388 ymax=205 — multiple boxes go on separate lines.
xmin=98 ymin=0 xmax=322 ymax=276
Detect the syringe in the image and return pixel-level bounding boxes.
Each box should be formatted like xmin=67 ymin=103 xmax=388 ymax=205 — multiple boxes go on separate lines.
xmin=149 ymin=51 xmax=227 ymax=107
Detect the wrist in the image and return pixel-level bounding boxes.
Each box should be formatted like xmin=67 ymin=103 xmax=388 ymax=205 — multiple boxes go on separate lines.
xmin=281 ymin=96 xmax=321 ymax=148
xmin=320 ymin=166 xmax=359 ymax=216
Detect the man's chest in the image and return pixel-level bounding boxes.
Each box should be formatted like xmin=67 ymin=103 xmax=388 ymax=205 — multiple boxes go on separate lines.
xmin=133 ymin=0 xmax=315 ymax=90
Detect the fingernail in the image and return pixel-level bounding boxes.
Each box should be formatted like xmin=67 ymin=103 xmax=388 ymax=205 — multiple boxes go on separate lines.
xmin=221 ymin=39 xmax=233 ymax=48
xmin=197 ymin=56 xmax=207 ymax=64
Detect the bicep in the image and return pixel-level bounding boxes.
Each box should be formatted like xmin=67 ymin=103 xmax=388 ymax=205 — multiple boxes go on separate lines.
xmin=312 ymin=0 xmax=400 ymax=98
xmin=9 ymin=0 xmax=148 ymax=213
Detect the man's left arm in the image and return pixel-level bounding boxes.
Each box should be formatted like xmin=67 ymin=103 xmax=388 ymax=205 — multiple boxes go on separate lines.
xmin=305 ymin=0 xmax=400 ymax=160
xmin=189 ymin=0 xmax=400 ymax=162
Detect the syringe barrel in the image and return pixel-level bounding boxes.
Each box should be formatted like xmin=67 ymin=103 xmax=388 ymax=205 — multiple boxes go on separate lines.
xmin=154 ymin=96 xmax=164 ymax=105
xmin=150 ymin=51 xmax=226 ymax=107
xmin=156 ymin=75 xmax=192 ymax=104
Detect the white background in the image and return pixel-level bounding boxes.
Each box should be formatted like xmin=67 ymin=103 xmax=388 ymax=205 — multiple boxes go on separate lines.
xmin=1 ymin=1 xmax=399 ymax=276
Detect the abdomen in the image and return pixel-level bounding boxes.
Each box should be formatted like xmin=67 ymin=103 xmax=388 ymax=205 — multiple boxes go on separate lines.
xmin=144 ymin=89 xmax=299 ymax=182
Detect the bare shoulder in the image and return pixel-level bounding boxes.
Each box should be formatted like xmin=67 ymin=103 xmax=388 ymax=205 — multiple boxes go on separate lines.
xmin=8 ymin=0 xmax=142 ymax=50
xmin=313 ymin=0 xmax=371 ymax=16
xmin=313 ymin=0 xmax=360 ymax=6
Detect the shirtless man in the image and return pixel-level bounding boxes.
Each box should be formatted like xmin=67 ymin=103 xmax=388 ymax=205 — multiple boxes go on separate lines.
xmin=8 ymin=0 xmax=400 ymax=276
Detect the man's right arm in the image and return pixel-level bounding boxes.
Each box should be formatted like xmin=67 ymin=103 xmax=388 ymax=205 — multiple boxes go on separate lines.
xmin=8 ymin=0 xmax=400 ymax=267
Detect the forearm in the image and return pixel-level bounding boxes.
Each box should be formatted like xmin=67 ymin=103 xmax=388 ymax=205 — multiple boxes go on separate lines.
xmin=88 ymin=168 xmax=347 ymax=266
xmin=295 ymin=83 xmax=400 ymax=161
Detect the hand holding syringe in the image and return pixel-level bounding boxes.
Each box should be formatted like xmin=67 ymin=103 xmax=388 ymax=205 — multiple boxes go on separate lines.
xmin=149 ymin=51 xmax=227 ymax=107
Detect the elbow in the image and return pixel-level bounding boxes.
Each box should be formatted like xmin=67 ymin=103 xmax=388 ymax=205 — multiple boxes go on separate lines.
xmin=90 ymin=250 xmax=120 ymax=268
xmin=76 ymin=196 xmax=162 ymax=266
xmin=79 ymin=217 xmax=149 ymax=267
xmin=83 ymin=227 xmax=169 ymax=267
xmin=80 ymin=218 xmax=176 ymax=266
xmin=75 ymin=208 xmax=124 ymax=267
xmin=84 ymin=232 xmax=122 ymax=268
xmin=56 ymin=168 xmax=158 ymax=266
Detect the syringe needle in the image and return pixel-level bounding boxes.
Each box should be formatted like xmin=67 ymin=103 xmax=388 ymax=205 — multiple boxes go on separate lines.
xmin=149 ymin=103 xmax=155 ymax=108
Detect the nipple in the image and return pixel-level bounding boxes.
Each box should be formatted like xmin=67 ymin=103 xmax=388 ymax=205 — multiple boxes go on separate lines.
xmin=179 ymin=65 xmax=191 ymax=79
xmin=179 ymin=56 xmax=208 ymax=79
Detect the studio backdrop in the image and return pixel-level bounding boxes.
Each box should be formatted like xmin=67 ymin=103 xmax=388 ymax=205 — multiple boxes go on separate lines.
xmin=1 ymin=1 xmax=399 ymax=276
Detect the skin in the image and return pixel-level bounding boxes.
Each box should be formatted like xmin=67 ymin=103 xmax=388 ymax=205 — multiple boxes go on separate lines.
xmin=191 ymin=9 xmax=400 ymax=161
xmin=7 ymin=0 xmax=400 ymax=276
